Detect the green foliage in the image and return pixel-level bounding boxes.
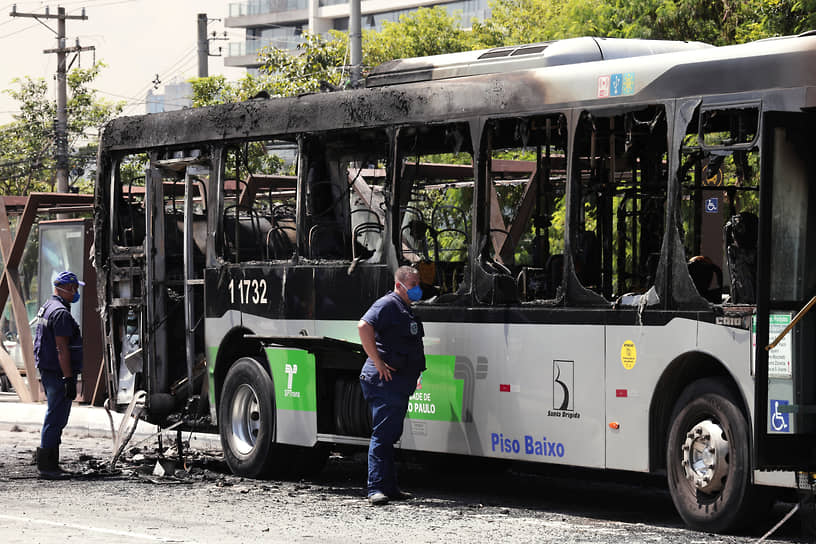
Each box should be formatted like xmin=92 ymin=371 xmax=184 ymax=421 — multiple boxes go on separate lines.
xmin=0 ymin=62 xmax=123 ymax=196
xmin=257 ymin=32 xmax=350 ymax=95
xmin=610 ymin=0 xmax=744 ymax=45
xmin=190 ymin=7 xmax=474 ymax=108
xmin=365 ymin=7 xmax=473 ymax=66
xmin=472 ymin=0 xmax=816 ymax=48
xmin=189 ymin=74 xmax=267 ymax=107
xmin=471 ymin=0 xmax=615 ymax=47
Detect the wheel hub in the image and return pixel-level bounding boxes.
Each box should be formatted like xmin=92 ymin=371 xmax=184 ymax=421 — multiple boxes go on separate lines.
xmin=229 ymin=383 xmax=261 ymax=456
xmin=681 ymin=419 xmax=729 ymax=493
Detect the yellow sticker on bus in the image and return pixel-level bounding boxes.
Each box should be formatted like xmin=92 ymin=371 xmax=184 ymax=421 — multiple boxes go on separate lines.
xmin=621 ymin=340 xmax=637 ymax=370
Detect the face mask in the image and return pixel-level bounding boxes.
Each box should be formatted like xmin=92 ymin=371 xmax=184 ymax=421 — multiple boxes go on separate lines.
xmin=59 ymin=286 xmax=80 ymax=304
xmin=406 ymin=284 xmax=423 ymax=302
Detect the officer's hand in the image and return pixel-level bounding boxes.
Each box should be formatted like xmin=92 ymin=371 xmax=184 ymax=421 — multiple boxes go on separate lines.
xmin=374 ymin=359 xmax=396 ymax=382
xmin=62 ymin=376 xmax=77 ymax=401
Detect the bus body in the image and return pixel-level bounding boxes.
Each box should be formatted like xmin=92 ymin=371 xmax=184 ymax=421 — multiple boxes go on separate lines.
xmin=94 ymin=35 xmax=816 ymax=532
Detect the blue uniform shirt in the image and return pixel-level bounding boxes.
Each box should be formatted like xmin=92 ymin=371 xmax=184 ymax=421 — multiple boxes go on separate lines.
xmin=361 ymin=291 xmax=426 ymax=374
xmin=33 ymin=295 xmax=83 ymax=375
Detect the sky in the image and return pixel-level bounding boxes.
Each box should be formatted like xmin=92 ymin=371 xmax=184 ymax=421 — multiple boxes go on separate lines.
xmin=0 ymin=0 xmax=246 ymax=125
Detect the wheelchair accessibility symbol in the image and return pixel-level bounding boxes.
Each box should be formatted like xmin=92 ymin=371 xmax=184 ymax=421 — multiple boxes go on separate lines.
xmin=705 ymin=197 xmax=719 ymax=213
xmin=770 ymin=399 xmax=791 ymax=433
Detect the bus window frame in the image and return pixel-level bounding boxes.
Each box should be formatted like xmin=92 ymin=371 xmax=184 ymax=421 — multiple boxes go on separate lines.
xmin=679 ymin=100 xmax=763 ymax=307
xmin=393 ymin=122 xmax=476 ymax=301
xmin=480 ymin=112 xmax=570 ymax=304
xmin=563 ymin=103 xmax=677 ymax=308
xmin=698 ymin=100 xmax=762 ymax=152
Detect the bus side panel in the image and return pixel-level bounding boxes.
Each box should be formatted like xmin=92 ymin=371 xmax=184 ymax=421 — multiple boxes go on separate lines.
xmin=605 ymin=318 xmax=698 ymax=472
xmin=399 ymin=322 xmax=607 ymax=469
xmin=264 ymin=347 xmax=318 ymax=447
xmin=696 ymin=321 xmax=754 ymax=425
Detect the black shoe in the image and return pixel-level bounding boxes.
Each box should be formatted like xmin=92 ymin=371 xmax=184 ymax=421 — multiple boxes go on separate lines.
xmin=368 ymin=492 xmax=389 ymax=505
xmin=38 ymin=468 xmax=69 ymax=480
xmin=37 ymin=447 xmax=70 ymax=480
xmin=387 ymin=490 xmax=412 ymax=501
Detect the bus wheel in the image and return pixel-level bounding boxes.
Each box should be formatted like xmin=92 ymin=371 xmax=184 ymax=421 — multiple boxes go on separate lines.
xmin=666 ymin=378 xmax=763 ymax=533
xmin=219 ymin=357 xmax=276 ymax=478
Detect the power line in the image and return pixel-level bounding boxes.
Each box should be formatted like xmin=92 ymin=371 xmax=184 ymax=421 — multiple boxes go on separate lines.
xmin=130 ymin=46 xmax=197 ymax=99
xmin=10 ymin=4 xmax=93 ymax=192
xmin=123 ymin=46 xmax=201 ymax=115
xmin=0 ymin=21 xmax=39 ymax=38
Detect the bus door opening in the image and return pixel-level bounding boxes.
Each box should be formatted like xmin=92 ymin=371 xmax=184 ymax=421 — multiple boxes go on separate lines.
xmin=755 ymin=111 xmax=816 ymax=470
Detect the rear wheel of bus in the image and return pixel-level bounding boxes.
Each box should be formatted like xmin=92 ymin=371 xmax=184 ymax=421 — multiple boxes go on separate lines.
xmin=666 ymin=378 xmax=768 ymax=533
xmin=219 ymin=356 xmax=277 ymax=478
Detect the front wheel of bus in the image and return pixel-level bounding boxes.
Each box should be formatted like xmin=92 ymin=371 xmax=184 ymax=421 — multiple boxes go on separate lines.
xmin=219 ymin=357 xmax=276 ymax=478
xmin=666 ymin=378 xmax=765 ymax=533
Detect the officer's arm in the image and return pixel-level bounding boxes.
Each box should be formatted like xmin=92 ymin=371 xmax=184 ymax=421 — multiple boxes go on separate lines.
xmin=358 ymin=320 xmax=395 ymax=381
xmin=55 ymin=335 xmax=73 ymax=378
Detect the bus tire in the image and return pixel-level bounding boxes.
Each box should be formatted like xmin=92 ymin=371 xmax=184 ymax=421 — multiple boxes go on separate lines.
xmin=219 ymin=356 xmax=277 ymax=478
xmin=666 ymin=378 xmax=764 ymax=533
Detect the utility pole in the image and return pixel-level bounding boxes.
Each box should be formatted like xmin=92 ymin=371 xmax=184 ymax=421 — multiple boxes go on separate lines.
xmin=197 ymin=13 xmax=208 ymax=78
xmin=10 ymin=5 xmax=94 ymax=193
xmin=349 ymin=0 xmax=362 ymax=87
xmin=196 ymin=14 xmax=228 ymax=79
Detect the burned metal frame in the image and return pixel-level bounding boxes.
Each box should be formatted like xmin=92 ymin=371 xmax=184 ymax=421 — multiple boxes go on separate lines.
xmin=0 ymin=193 xmax=94 ymax=402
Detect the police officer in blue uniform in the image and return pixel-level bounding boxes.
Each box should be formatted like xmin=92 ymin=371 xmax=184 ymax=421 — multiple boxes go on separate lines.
xmin=34 ymin=271 xmax=84 ymax=479
xmin=358 ymin=266 xmax=425 ymax=505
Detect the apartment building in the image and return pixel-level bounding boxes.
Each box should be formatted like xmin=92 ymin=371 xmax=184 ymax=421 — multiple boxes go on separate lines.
xmin=145 ymin=79 xmax=193 ymax=114
xmin=224 ymin=0 xmax=490 ymax=69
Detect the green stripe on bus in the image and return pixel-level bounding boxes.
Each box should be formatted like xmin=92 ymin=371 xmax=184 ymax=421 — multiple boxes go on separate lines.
xmin=407 ymin=354 xmax=464 ymax=422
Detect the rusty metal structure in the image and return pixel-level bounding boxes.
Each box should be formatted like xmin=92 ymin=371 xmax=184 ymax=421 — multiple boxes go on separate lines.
xmin=94 ymin=35 xmax=816 ymax=533
xmin=0 ymin=193 xmax=104 ymax=403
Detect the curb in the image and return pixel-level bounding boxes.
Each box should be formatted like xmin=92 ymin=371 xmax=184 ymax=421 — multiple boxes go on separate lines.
xmin=0 ymin=393 xmax=222 ymax=452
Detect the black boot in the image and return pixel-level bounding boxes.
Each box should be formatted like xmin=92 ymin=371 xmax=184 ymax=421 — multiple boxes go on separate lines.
xmin=37 ymin=447 xmax=69 ymax=480
xmin=54 ymin=446 xmax=73 ymax=474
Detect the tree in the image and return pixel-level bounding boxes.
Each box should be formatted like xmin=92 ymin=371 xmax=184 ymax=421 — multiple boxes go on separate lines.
xmin=0 ymin=62 xmax=123 ymax=195
xmin=736 ymin=0 xmax=816 ymax=42
xmin=257 ymin=32 xmax=350 ymax=95
xmin=609 ymin=0 xmax=748 ymax=45
xmin=471 ymin=0 xmax=615 ymax=48
xmin=364 ymin=7 xmax=473 ymax=66
xmin=190 ymin=7 xmax=475 ymax=108
xmin=189 ymin=74 xmax=269 ymax=108
xmin=471 ymin=0 xmax=816 ymax=49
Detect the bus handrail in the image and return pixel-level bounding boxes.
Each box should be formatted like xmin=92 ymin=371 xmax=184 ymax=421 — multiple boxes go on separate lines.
xmin=765 ymin=294 xmax=816 ymax=351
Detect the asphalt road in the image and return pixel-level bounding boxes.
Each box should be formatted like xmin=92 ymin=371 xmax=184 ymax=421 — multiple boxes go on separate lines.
xmin=0 ymin=424 xmax=809 ymax=544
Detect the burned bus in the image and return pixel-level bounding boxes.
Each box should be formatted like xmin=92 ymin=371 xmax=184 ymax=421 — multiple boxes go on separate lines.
xmin=95 ymin=35 xmax=816 ymax=532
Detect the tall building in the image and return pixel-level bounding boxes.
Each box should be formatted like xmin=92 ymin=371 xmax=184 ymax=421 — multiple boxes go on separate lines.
xmin=224 ymin=0 xmax=490 ymax=70
xmin=146 ymin=79 xmax=193 ymax=114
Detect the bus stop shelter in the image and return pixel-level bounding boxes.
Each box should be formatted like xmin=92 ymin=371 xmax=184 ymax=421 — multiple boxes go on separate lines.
xmin=0 ymin=193 xmax=102 ymax=404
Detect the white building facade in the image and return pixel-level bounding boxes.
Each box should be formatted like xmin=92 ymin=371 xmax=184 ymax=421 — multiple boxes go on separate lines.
xmin=224 ymin=0 xmax=490 ymax=68
xmin=146 ymin=79 xmax=193 ymax=114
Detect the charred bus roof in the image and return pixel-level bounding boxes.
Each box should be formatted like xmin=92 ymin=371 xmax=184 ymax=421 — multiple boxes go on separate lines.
xmin=365 ymin=37 xmax=713 ymax=88
xmin=99 ymin=34 xmax=816 ymax=153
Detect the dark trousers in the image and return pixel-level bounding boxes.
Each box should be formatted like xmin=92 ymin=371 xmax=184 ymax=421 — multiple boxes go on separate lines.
xmin=360 ymin=371 xmax=418 ymax=497
xmin=40 ymin=369 xmax=71 ymax=449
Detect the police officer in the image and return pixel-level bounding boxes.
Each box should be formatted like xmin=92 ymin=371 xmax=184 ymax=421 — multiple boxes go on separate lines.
xmin=34 ymin=271 xmax=84 ymax=479
xmin=358 ymin=266 xmax=425 ymax=505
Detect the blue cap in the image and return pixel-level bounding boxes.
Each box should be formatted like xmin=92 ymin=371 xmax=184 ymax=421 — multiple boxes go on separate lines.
xmin=54 ymin=271 xmax=85 ymax=286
